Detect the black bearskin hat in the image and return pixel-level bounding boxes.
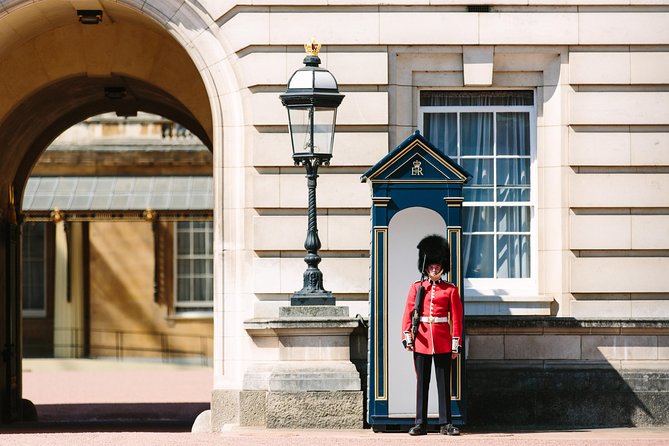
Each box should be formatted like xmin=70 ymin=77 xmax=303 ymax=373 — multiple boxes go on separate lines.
xmin=417 ymin=234 xmax=450 ymax=274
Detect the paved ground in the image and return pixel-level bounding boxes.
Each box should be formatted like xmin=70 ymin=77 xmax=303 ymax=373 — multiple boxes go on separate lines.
xmin=2 ymin=428 xmax=669 ymax=446
xmin=1 ymin=359 xmax=667 ymax=445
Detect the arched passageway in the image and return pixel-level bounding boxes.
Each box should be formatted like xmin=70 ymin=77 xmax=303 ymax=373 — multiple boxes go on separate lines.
xmin=0 ymin=0 xmax=220 ymax=422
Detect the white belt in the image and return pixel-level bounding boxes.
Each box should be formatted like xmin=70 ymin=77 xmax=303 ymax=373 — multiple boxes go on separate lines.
xmin=420 ymin=316 xmax=449 ymax=323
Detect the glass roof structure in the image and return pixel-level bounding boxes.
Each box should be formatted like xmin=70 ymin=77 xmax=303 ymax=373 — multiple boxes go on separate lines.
xmin=22 ymin=176 xmax=213 ymax=211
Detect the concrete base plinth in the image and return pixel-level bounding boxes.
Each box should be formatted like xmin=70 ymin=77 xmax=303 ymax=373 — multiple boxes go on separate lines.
xmin=225 ymin=305 xmax=365 ymax=429
xmin=265 ymin=391 xmax=363 ymax=429
xmin=209 ymin=388 xmax=363 ymax=430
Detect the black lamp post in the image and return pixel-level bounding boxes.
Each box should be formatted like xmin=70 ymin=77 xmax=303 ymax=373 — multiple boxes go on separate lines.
xmin=280 ymin=40 xmax=344 ymax=306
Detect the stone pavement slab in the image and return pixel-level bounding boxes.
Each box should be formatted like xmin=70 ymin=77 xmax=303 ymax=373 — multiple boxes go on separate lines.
xmin=10 ymin=359 xmax=669 ymax=445
xmin=1 ymin=428 xmax=669 ymax=446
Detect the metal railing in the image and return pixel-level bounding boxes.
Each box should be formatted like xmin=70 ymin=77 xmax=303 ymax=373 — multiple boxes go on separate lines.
xmin=37 ymin=327 xmax=213 ymax=366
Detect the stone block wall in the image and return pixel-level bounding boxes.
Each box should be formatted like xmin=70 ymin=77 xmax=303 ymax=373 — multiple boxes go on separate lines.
xmin=465 ymin=317 xmax=669 ymax=428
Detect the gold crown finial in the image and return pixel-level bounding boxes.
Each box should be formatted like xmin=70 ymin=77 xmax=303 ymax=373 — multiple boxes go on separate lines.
xmin=304 ymin=38 xmax=321 ymax=57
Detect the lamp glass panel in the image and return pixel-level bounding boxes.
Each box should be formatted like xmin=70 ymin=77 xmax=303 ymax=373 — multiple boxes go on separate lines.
xmin=313 ymin=71 xmax=337 ymax=89
xmin=288 ymin=70 xmax=313 ymax=89
xmin=287 ymin=106 xmax=336 ymax=156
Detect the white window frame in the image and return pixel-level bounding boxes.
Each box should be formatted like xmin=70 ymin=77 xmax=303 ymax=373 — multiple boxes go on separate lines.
xmin=419 ymin=91 xmax=538 ymax=297
xmin=173 ymin=220 xmax=214 ymax=314
xmin=22 ymin=221 xmax=47 ymax=318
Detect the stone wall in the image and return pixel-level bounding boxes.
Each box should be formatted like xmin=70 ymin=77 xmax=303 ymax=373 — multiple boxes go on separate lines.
xmin=465 ymin=317 xmax=669 ymax=428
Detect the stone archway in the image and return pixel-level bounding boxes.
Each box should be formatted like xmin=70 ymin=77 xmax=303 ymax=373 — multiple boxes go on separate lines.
xmin=0 ymin=0 xmax=235 ymax=423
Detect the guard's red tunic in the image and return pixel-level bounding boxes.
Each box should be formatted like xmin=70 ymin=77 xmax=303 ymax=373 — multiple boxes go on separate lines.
xmin=401 ymin=279 xmax=463 ymax=355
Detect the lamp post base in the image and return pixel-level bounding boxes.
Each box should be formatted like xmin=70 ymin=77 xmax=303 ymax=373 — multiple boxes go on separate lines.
xmin=291 ymin=290 xmax=335 ymax=306
xmin=291 ymin=261 xmax=335 ymax=306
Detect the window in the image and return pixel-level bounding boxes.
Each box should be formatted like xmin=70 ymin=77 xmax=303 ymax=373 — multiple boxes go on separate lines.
xmin=420 ymin=91 xmax=536 ymax=292
xmin=22 ymin=221 xmax=47 ymax=317
xmin=174 ymin=221 xmax=214 ymax=313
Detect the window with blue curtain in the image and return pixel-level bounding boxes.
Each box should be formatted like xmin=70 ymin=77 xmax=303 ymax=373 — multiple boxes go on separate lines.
xmin=420 ymin=91 xmax=535 ymax=285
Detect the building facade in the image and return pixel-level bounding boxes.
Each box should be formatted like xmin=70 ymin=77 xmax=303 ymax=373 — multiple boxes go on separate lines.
xmin=0 ymin=0 xmax=667 ymax=427
xmin=21 ymin=113 xmax=214 ymax=363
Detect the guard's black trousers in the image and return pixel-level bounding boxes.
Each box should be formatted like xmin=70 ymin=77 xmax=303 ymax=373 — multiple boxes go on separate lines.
xmin=413 ymin=352 xmax=452 ymax=425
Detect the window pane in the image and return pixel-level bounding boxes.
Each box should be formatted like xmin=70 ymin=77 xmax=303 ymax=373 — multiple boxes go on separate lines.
xmin=497 ymin=112 xmax=530 ymax=156
xmin=463 ymin=186 xmax=494 ymax=202
xmin=177 ymin=279 xmax=190 ymax=302
xmin=194 ymin=259 xmax=208 ymax=275
xmin=463 ymin=234 xmax=494 ymax=278
xmin=424 ymin=113 xmax=457 ymax=157
xmin=463 ymin=158 xmax=493 ymax=186
xmin=177 ymin=232 xmax=190 ymax=255
xmin=497 ymin=186 xmax=531 ymax=202
xmin=497 ymin=158 xmax=530 ymax=202
xmin=497 ymin=158 xmax=530 ymax=186
xmin=194 ymin=278 xmax=206 ymax=301
xmin=463 ymin=206 xmax=494 ymax=232
xmin=177 ymin=259 xmax=190 ymax=276
xmin=497 ymin=235 xmax=530 ymax=278
xmin=463 ymin=158 xmax=494 ymax=202
xmin=205 ymin=279 xmax=213 ymax=302
xmin=461 ymin=113 xmax=493 ymax=156
xmin=497 ymin=206 xmax=531 ymax=233
xmin=193 ymin=232 xmax=206 ymax=255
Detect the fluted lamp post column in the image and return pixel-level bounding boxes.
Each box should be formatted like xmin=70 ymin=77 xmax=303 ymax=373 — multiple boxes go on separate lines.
xmin=280 ymin=39 xmax=344 ymax=306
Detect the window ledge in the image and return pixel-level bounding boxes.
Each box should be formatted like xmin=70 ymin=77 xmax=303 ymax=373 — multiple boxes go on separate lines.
xmin=166 ymin=311 xmax=213 ymax=321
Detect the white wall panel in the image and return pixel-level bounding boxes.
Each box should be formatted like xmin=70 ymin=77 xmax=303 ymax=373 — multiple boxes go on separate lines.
xmin=571 ymin=215 xmax=669 ymax=250
xmin=253 ymin=215 xmax=369 ymax=251
xmin=252 ymin=131 xmax=389 ymax=167
xmin=269 ymin=12 xmax=380 ymax=46
xmin=570 ymin=215 xmax=631 ymax=250
xmin=632 ymin=215 xmax=669 ymax=250
xmin=252 ymin=173 xmax=371 ymax=209
xmin=631 ymin=52 xmax=669 ymax=84
xmin=631 ymin=133 xmax=669 ymax=166
xmin=251 ymin=91 xmax=388 ymax=126
xmin=570 ymin=174 xmax=669 ymax=208
xmin=570 ymin=130 xmax=669 ymax=166
xmin=579 ymin=13 xmax=669 ymax=45
xmin=569 ymin=52 xmax=630 ymax=85
xmin=252 ymin=257 xmax=369 ymax=294
xmin=570 ymin=92 xmax=669 ymax=126
xmin=480 ymin=13 xmax=578 ymax=45
xmin=239 ymin=51 xmax=388 ymax=87
xmin=571 ymin=258 xmax=669 ymax=293
xmin=379 ymin=12 xmax=478 ymax=44
xmin=278 ymin=173 xmax=372 ymax=209
xmin=220 ymin=11 xmax=270 ymax=53
xmin=569 ymin=130 xmax=630 ymax=166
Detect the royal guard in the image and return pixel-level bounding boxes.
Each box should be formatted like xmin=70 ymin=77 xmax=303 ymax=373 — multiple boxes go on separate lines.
xmin=401 ymin=234 xmax=463 ymax=436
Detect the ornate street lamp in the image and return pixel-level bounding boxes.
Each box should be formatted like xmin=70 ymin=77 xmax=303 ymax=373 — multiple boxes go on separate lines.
xmin=280 ymin=39 xmax=344 ymax=306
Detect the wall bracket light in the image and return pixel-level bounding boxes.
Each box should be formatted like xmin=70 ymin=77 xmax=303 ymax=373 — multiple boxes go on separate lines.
xmin=77 ymin=10 xmax=103 ymax=25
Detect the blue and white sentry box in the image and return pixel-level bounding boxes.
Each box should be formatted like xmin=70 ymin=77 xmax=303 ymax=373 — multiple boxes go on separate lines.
xmin=361 ymin=131 xmax=471 ymax=432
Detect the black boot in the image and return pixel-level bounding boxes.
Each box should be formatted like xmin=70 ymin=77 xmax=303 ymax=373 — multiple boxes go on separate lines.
xmin=439 ymin=423 xmax=460 ymax=436
xmin=408 ymin=424 xmax=427 ymax=436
